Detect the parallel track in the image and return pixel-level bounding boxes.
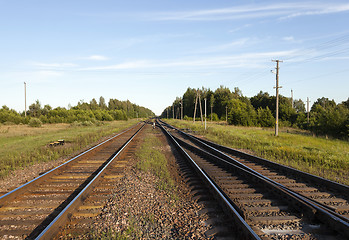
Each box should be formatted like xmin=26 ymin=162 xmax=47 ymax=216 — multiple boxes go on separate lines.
xmin=0 ymin=123 xmax=145 ymax=239
xmin=158 ymin=119 xmax=349 ymax=239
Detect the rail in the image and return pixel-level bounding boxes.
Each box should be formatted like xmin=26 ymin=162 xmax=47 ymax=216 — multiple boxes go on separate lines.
xmin=158 ymin=119 xmax=349 ymax=238
xmin=157 ymin=119 xmax=261 ymax=240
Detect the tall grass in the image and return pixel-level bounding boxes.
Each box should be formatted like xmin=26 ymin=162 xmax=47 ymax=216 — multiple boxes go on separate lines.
xmin=166 ymin=119 xmax=349 ymax=185
xmin=0 ymin=120 xmax=139 ymax=178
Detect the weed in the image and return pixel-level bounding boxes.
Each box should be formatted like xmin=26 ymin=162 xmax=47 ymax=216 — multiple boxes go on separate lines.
xmin=135 ymin=129 xmax=178 ymax=199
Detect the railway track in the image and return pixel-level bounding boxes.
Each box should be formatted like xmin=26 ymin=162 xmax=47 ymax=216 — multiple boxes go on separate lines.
xmin=158 ymin=119 xmax=349 ymax=239
xmin=0 ymin=122 xmax=145 ymax=239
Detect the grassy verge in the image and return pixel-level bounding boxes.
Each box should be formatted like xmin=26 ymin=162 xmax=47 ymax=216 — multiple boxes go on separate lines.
xmin=135 ymin=128 xmax=177 ymax=199
xmin=165 ymin=119 xmax=349 ymax=185
xmin=0 ymin=120 xmax=139 ymax=178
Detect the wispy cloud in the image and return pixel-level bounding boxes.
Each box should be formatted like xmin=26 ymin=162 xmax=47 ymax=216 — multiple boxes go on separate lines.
xmin=280 ymin=4 xmax=349 ymax=19
xmin=79 ymin=50 xmax=297 ymax=71
xmin=283 ymin=36 xmax=295 ymax=42
xmin=192 ymin=39 xmax=250 ymax=54
xmin=282 ymin=36 xmax=303 ymax=43
xmin=149 ymin=3 xmax=349 ymax=21
xmin=85 ymin=55 xmax=109 ymax=61
xmin=31 ymin=62 xmax=77 ymax=68
xmin=36 ymin=70 xmax=63 ymax=77
xmin=229 ymin=24 xmax=251 ymax=33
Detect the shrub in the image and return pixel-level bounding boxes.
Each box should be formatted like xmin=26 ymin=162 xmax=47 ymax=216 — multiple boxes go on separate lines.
xmin=28 ymin=118 xmax=42 ymax=127
xmin=183 ymin=115 xmax=192 ymax=121
xmin=257 ymin=107 xmax=275 ymax=127
xmin=209 ymin=113 xmax=219 ymax=121
xmin=82 ymin=121 xmax=94 ymax=126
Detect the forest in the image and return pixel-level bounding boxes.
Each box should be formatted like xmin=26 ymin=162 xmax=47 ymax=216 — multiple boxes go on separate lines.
xmin=0 ymin=97 xmax=154 ymax=126
xmin=160 ymin=86 xmax=349 ymax=139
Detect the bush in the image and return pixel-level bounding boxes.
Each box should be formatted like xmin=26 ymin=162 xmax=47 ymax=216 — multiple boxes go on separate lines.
xmin=29 ymin=118 xmax=42 ymax=127
xmin=183 ymin=115 xmax=192 ymax=121
xmin=257 ymin=107 xmax=275 ymax=127
xmin=82 ymin=121 xmax=94 ymax=126
xmin=209 ymin=113 xmax=219 ymax=121
xmin=228 ymin=98 xmax=257 ymax=126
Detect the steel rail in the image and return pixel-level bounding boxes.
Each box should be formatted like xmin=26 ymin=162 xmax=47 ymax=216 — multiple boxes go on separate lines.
xmin=166 ymin=121 xmax=349 ymax=221
xmin=187 ymin=128 xmax=349 ymax=195
xmin=0 ymin=122 xmax=141 ymax=206
xmin=159 ymin=120 xmax=349 ymax=237
xmin=157 ymin=120 xmax=261 ymax=240
xmin=159 ymin=119 xmax=349 ymax=198
xmin=35 ymin=123 xmax=145 ymax=239
xmin=183 ymin=130 xmax=349 ymax=222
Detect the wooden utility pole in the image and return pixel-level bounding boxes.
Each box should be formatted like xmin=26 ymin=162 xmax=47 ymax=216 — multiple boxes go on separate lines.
xmin=193 ymin=92 xmax=198 ymax=123
xmin=24 ymin=82 xmax=27 ymax=118
xmin=181 ymin=98 xmax=183 ymax=120
xmin=272 ymin=59 xmax=283 ymax=136
xmin=193 ymin=89 xmax=204 ymax=124
xmin=307 ymin=97 xmax=311 ymax=124
xmin=198 ymin=92 xmax=203 ymax=124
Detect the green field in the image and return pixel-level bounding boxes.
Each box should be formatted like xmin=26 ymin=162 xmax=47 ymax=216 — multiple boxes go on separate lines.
xmin=0 ymin=120 xmax=139 ymax=178
xmin=165 ymin=119 xmax=349 ymax=185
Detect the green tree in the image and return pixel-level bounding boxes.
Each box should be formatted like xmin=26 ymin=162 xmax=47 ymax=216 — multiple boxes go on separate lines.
xmin=99 ymin=96 xmax=107 ymax=109
xmin=28 ymin=100 xmax=42 ymax=117
xmin=228 ymin=98 xmax=257 ymax=126
xmin=293 ymin=99 xmax=305 ymax=113
xmin=257 ymin=107 xmax=275 ymax=127
xmin=182 ymin=88 xmax=196 ymax=118
xmin=90 ymin=98 xmax=98 ymax=110
xmin=214 ymin=85 xmax=233 ymax=118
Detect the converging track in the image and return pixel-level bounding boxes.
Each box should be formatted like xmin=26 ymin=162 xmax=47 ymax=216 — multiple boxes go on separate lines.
xmin=0 ymin=122 xmax=145 ymax=239
xmin=158 ymin=119 xmax=349 ymax=239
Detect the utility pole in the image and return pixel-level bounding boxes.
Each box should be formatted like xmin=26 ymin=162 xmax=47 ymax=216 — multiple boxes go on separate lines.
xmin=272 ymin=59 xmax=283 ymax=136
xmin=193 ymin=91 xmax=198 ymax=123
xmin=204 ymin=98 xmax=207 ymax=130
xmin=181 ymin=98 xmax=183 ymax=120
xmin=226 ymin=106 xmax=228 ymax=123
xmin=198 ymin=92 xmax=203 ymax=125
xmin=24 ymin=82 xmax=27 ymax=118
xmin=291 ymin=89 xmax=294 ymax=109
xmin=307 ymin=97 xmax=311 ymax=124
xmin=193 ymin=89 xmax=204 ymax=124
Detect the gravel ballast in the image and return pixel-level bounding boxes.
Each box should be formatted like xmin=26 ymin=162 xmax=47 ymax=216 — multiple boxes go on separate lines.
xmin=59 ymin=126 xmax=212 ymax=239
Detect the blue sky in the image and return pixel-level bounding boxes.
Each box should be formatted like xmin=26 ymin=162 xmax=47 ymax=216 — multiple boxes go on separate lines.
xmin=1 ymin=0 xmax=348 ymax=115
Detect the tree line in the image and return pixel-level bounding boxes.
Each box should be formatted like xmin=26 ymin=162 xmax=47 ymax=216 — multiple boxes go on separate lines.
xmin=0 ymin=96 xmax=154 ymax=125
xmin=160 ymin=86 xmax=349 ymax=139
